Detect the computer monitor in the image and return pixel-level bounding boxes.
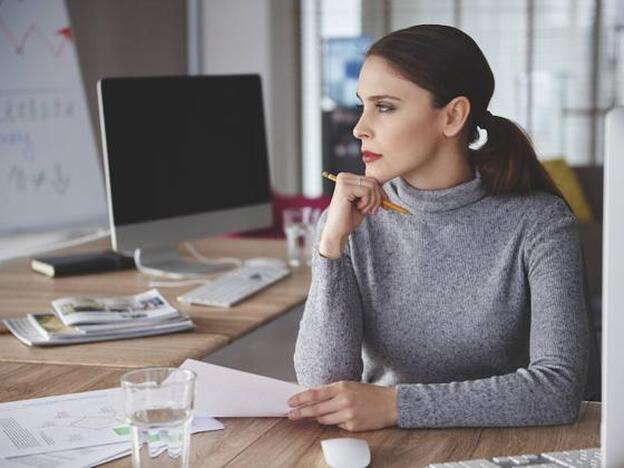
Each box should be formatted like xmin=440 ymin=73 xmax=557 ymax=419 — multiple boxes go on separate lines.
xmin=602 ymin=106 xmax=624 ymax=467
xmin=97 ymin=75 xmax=272 ymax=276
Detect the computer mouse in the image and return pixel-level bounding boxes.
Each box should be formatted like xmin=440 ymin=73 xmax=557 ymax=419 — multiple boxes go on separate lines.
xmin=320 ymin=438 xmax=371 ymax=468
xmin=243 ymin=257 xmax=287 ymax=269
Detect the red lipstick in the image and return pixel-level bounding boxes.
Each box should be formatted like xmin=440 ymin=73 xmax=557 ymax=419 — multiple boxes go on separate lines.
xmin=362 ymin=150 xmax=382 ymax=163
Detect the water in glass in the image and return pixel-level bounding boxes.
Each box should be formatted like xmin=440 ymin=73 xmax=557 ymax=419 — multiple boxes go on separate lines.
xmin=129 ymin=408 xmax=191 ymax=467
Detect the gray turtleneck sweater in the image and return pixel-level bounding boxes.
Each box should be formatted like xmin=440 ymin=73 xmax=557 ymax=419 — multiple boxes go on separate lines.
xmin=294 ymin=171 xmax=589 ymax=428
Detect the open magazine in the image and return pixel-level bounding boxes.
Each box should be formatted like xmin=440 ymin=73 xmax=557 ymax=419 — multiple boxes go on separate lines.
xmin=52 ymin=289 xmax=179 ymax=325
xmin=3 ymin=289 xmax=194 ymax=346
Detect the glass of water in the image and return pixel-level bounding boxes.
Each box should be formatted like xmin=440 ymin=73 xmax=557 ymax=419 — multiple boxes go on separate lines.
xmin=121 ymin=368 xmax=196 ymax=468
xmin=283 ymin=207 xmax=321 ymax=267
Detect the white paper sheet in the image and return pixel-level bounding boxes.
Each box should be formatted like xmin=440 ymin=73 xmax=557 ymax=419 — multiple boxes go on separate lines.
xmin=180 ymin=359 xmax=306 ymax=417
xmin=0 ymin=387 xmax=223 ymax=460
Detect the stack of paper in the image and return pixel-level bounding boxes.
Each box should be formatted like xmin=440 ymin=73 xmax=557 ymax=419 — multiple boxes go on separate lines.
xmin=0 ymin=388 xmax=223 ymax=467
xmin=3 ymin=289 xmax=194 ymax=346
xmin=0 ymin=357 xmax=307 ymax=466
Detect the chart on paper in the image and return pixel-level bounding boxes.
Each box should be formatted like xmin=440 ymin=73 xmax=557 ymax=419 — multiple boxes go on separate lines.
xmin=0 ymin=388 xmax=128 ymax=458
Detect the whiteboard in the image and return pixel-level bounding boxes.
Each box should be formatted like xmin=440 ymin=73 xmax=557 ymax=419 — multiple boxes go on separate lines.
xmin=0 ymin=0 xmax=107 ymax=235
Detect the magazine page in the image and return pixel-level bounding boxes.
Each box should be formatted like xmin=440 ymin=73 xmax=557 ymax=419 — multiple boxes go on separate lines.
xmin=51 ymin=289 xmax=179 ymax=326
xmin=27 ymin=312 xmax=83 ymax=338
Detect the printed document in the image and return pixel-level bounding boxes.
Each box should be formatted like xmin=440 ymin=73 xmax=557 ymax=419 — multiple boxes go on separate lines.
xmin=0 ymin=387 xmax=222 ymax=459
xmin=3 ymin=416 xmax=223 ymax=467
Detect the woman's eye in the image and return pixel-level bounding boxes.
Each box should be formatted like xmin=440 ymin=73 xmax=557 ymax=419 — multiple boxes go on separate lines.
xmin=355 ymin=103 xmax=393 ymax=113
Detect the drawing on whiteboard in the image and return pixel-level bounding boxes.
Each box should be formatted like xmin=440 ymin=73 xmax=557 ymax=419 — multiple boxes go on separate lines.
xmin=0 ymin=0 xmax=73 ymax=57
xmin=0 ymin=0 xmax=107 ymax=235
xmin=0 ymin=129 xmax=34 ymax=159
xmin=8 ymin=163 xmax=71 ymax=194
xmin=0 ymin=94 xmax=76 ymax=125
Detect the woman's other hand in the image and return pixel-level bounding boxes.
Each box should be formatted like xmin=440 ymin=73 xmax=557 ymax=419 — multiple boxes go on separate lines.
xmin=287 ymin=381 xmax=398 ymax=432
xmin=319 ymin=173 xmax=385 ymax=259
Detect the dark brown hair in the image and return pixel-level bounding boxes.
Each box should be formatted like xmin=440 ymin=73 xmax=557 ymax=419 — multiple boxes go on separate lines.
xmin=366 ymin=24 xmax=567 ymax=202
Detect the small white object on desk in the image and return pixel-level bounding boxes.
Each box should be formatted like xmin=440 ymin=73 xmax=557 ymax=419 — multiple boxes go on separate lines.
xmin=321 ymin=438 xmax=371 ymax=468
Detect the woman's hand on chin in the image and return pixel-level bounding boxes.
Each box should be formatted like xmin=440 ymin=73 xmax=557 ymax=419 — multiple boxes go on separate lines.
xmin=287 ymin=381 xmax=398 ymax=432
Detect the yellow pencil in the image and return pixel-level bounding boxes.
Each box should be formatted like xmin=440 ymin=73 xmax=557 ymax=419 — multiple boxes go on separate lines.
xmin=321 ymin=172 xmax=411 ymax=216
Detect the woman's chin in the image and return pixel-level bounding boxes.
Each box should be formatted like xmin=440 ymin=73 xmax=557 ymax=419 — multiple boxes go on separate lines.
xmin=364 ymin=165 xmax=380 ymax=179
xmin=365 ymin=165 xmax=393 ymax=184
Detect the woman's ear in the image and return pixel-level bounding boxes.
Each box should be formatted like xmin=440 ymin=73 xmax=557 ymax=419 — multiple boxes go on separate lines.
xmin=442 ymin=96 xmax=470 ymax=138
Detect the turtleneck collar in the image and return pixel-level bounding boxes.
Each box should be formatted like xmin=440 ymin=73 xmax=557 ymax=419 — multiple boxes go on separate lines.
xmin=388 ymin=168 xmax=488 ymax=213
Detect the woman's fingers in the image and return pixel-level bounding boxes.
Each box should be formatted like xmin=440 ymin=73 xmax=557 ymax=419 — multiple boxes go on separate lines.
xmin=289 ymin=396 xmax=346 ymax=420
xmin=288 ymin=384 xmax=337 ymax=407
xmin=360 ymin=177 xmax=382 ymax=214
xmin=289 ymin=382 xmax=398 ymax=432
xmin=316 ymin=408 xmax=353 ymax=426
xmin=335 ymin=173 xmax=382 ymax=215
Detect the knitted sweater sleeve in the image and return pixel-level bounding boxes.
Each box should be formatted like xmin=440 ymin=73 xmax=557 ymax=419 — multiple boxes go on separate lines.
xmin=294 ymin=211 xmax=364 ymax=386
xmin=395 ymin=198 xmax=590 ymax=428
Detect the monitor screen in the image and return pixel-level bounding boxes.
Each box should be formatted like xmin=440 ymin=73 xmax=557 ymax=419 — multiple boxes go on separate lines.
xmin=98 ymin=75 xmax=271 ymax=227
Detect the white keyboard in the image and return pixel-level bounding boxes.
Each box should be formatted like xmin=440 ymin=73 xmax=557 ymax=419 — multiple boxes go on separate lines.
xmin=177 ymin=263 xmax=291 ymax=308
xmin=428 ymin=448 xmax=600 ymax=468
xmin=542 ymin=449 xmax=601 ymax=467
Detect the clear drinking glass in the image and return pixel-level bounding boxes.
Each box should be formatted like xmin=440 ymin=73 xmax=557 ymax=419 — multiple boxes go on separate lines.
xmin=283 ymin=207 xmax=321 ymax=267
xmin=121 ymin=368 xmax=196 ymax=468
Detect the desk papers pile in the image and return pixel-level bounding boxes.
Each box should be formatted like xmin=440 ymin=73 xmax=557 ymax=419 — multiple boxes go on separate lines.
xmin=0 ymin=361 xmax=307 ymax=466
xmin=3 ymin=289 xmax=194 ymax=346
xmin=0 ymin=388 xmax=223 ymax=467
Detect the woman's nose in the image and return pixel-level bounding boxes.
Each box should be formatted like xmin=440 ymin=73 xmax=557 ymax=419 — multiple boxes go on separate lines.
xmin=353 ymin=113 xmax=372 ymax=140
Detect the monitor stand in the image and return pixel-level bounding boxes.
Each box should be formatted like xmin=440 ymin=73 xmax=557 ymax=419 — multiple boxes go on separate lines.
xmin=134 ymin=244 xmax=233 ymax=278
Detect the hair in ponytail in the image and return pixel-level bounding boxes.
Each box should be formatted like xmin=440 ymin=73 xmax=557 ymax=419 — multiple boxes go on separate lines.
xmin=366 ymin=24 xmax=568 ymax=205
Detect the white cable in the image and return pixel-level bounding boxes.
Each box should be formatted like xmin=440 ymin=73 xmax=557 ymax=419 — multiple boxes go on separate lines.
xmin=183 ymin=242 xmax=243 ymax=267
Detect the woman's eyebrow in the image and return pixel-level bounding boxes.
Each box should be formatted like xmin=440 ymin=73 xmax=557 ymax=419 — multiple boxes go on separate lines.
xmin=355 ymin=93 xmax=402 ymax=102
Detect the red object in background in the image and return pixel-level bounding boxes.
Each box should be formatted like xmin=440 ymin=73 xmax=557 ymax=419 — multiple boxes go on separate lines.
xmin=231 ymin=191 xmax=331 ymax=239
xmin=57 ymin=26 xmax=73 ymax=42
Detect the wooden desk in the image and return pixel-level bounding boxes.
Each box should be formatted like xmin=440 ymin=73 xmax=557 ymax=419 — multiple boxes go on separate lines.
xmin=0 ymin=363 xmax=600 ymax=467
xmin=0 ymin=237 xmax=310 ymax=368
xmin=0 ymin=238 xmax=601 ymax=466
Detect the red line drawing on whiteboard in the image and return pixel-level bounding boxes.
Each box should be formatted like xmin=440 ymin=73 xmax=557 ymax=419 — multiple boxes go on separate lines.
xmin=0 ymin=0 xmax=72 ymax=56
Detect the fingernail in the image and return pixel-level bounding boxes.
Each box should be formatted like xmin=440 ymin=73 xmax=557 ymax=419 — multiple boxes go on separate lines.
xmin=289 ymin=410 xmax=298 ymax=420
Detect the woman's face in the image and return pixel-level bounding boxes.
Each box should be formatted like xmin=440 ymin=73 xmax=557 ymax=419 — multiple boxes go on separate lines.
xmin=353 ymin=56 xmax=446 ymax=184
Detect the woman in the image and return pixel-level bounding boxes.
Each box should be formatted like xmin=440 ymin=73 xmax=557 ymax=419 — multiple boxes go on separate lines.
xmin=288 ymin=24 xmax=589 ymax=432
